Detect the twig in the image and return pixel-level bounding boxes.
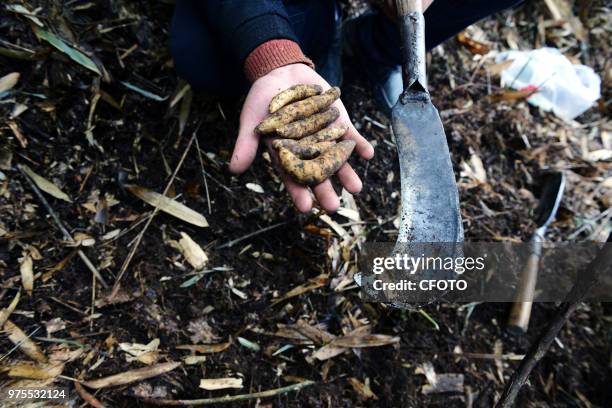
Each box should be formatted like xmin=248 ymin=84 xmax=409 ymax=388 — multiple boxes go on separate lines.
xmin=17 ymin=164 xmax=109 ymax=288
xmin=445 ymin=351 xmax=525 ymax=361
xmin=49 ymin=296 xmax=87 ymax=315
xmin=111 ymin=124 xmax=199 ymax=298
xmin=496 ymin=233 xmax=612 ymax=408
xmin=98 ymin=212 xmax=152 ymax=246
xmin=0 ymin=326 xmax=40 ymax=363
xmin=216 ymin=222 xmax=288 ymax=249
xmin=194 ymin=136 xmax=211 ymax=214
xmin=74 ymin=382 xmax=107 ymax=408
xmin=139 ymin=380 xmax=315 ymax=406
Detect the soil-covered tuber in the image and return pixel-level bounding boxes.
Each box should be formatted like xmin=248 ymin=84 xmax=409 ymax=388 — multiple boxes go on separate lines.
xmin=255 ymin=87 xmax=340 ymax=135
xmin=276 ymin=141 xmax=335 ymax=160
xmin=298 ymin=125 xmax=348 ymax=145
xmin=268 ymin=84 xmax=323 ymax=113
xmin=278 ymin=140 xmax=356 ymax=185
xmin=276 ymin=107 xmax=340 ymax=139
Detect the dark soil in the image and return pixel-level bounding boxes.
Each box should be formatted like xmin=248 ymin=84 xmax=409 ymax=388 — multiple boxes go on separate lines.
xmin=1 ymin=1 xmax=610 ymax=407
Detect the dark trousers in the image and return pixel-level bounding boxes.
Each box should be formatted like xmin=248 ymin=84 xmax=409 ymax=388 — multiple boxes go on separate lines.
xmin=170 ymin=0 xmax=521 ymax=96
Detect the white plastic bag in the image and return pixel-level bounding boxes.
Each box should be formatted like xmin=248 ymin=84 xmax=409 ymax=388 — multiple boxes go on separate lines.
xmin=496 ymin=48 xmax=600 ymax=121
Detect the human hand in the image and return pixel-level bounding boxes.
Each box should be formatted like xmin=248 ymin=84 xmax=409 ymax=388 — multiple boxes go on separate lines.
xmin=229 ymin=63 xmax=374 ymax=213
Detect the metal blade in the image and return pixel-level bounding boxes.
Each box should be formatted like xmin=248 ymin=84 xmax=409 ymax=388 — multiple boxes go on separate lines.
xmin=534 ymin=172 xmax=565 ymax=228
xmin=391 ymin=95 xmax=463 ymax=243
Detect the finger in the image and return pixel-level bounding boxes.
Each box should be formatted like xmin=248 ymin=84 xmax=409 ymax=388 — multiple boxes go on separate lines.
xmin=333 ymin=101 xmax=375 ymax=160
xmin=344 ymin=122 xmax=375 ymax=160
xmin=229 ymin=104 xmax=263 ymax=174
xmin=281 ymin=172 xmax=313 ymax=213
xmin=265 ymin=139 xmax=313 ymax=213
xmin=312 ymin=180 xmax=340 ymax=213
xmin=336 ymin=163 xmax=362 ymax=194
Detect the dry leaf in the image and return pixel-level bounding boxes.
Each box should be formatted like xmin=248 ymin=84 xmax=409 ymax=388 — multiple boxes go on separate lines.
xmin=295 ymin=320 xmax=335 ymax=344
xmin=42 ymin=251 xmax=76 ymax=282
xmin=422 ymin=374 xmax=464 ymax=394
xmin=416 ymin=362 xmax=437 ymax=386
xmin=348 ymin=377 xmax=378 ymax=400
xmin=336 ymin=207 xmax=360 ymax=222
xmin=83 ymin=361 xmax=181 ymax=389
xmin=4 ymin=320 xmax=48 ymax=363
xmin=73 ymin=232 xmax=96 ymax=247
xmin=303 ymin=224 xmax=333 ymax=238
xmin=461 ymin=153 xmax=487 ymax=187
xmin=9 ymin=121 xmax=27 ymax=147
xmin=199 ymin=377 xmax=243 ymax=391
xmin=489 ymin=86 xmax=538 ymax=103
xmin=587 ymin=149 xmax=612 ymax=162
xmin=330 ymin=333 xmax=400 ymax=349
xmin=0 ymin=290 xmax=21 ymax=327
xmin=417 ymin=362 xmax=464 ymax=394
xmin=312 ymin=327 xmax=398 ymax=361
xmin=0 ymin=72 xmax=20 ymax=94
xmin=312 ymin=344 xmax=347 ymax=361
xmin=45 ymin=317 xmax=66 ymax=336
xmin=318 ymin=213 xmax=350 ymax=240
xmin=48 ymin=346 xmax=84 ymax=364
xmin=126 ymin=184 xmax=208 ymax=227
xmin=246 ymin=183 xmax=264 ymax=193
xmin=457 ymin=32 xmax=490 ymax=55
xmin=237 ymin=337 xmax=260 ymax=352
xmin=272 ymin=274 xmax=329 ymax=305
xmin=20 ymin=164 xmax=72 ymax=202
xmin=7 ymin=362 xmax=64 ymax=380
xmin=74 ymin=382 xmax=107 ymax=408
xmin=119 ymin=339 xmax=161 ymax=365
xmin=183 ymin=355 xmax=207 ymax=365
xmin=176 ymin=341 xmax=231 ymax=354
xmin=178 ymin=232 xmax=208 ymax=270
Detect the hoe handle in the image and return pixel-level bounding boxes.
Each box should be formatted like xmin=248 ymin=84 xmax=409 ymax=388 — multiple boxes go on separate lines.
xmin=395 ymin=0 xmax=423 ymax=14
xmin=507 ymin=237 xmax=543 ymax=335
xmin=395 ymin=0 xmax=427 ymax=94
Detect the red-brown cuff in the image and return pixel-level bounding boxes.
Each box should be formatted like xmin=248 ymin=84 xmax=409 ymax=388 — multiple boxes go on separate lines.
xmin=244 ymin=39 xmax=314 ymax=83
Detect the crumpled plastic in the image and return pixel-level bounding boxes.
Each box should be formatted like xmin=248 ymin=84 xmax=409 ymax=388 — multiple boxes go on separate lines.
xmin=496 ymin=47 xmax=601 ymax=121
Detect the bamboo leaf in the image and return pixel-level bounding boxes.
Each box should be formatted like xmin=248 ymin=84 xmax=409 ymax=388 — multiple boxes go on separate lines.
xmin=33 ymin=26 xmax=101 ymax=75
xmin=83 ymin=361 xmax=181 ymax=389
xmin=200 ymin=377 xmax=243 ymax=391
xmin=120 ymin=81 xmax=167 ymax=102
xmin=20 ymin=164 xmax=72 ymax=202
xmin=0 ymin=291 xmax=20 ymax=327
xmin=178 ymin=232 xmax=208 ymax=269
xmin=0 ymin=72 xmax=20 ymax=95
xmin=126 ymin=184 xmax=208 ymax=227
xmin=4 ymin=320 xmax=48 ymax=363
xmin=20 ymin=253 xmax=34 ymax=294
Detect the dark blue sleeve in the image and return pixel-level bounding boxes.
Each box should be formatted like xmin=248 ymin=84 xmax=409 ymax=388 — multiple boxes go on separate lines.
xmin=200 ymin=0 xmax=298 ymax=64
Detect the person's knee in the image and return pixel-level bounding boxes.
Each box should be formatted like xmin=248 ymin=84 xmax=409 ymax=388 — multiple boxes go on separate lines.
xmin=170 ymin=1 xmax=233 ymax=94
xmin=170 ymin=2 xmax=204 ymax=86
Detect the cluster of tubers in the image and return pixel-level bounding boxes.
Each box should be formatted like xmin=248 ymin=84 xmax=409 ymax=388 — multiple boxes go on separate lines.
xmin=255 ymin=85 xmax=356 ymax=186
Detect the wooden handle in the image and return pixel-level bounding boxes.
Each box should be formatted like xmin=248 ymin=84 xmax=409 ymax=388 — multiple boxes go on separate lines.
xmin=507 ymin=248 xmax=541 ymax=335
xmin=395 ymin=0 xmax=422 ymax=15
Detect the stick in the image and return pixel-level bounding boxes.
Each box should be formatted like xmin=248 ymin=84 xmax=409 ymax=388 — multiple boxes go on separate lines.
xmin=17 ymin=164 xmax=109 ymax=288
xmin=111 ymin=124 xmax=199 ymax=298
xmin=194 ymin=136 xmax=211 ymax=214
xmin=139 ymin=380 xmax=315 ymax=406
xmin=74 ymin=382 xmax=107 ymax=408
xmin=216 ymin=222 xmax=287 ymax=249
xmin=495 ymin=233 xmax=612 ymax=408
